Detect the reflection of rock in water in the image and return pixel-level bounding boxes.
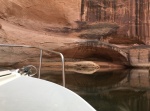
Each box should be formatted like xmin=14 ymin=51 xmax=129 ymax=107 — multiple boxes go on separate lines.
xmin=41 ymin=68 xmax=150 ymax=91
xmin=41 ymin=69 xmax=150 ymax=111
xmin=14 ymin=61 xmax=100 ymax=74
xmin=41 ymin=70 xmax=128 ymax=91
xmin=116 ymin=69 xmax=150 ymax=90
xmin=68 ymin=68 xmax=99 ymax=75
xmin=129 ymin=69 xmax=150 ymax=88
xmin=80 ymin=69 xmax=150 ymax=111
xmin=82 ymin=90 xmax=150 ymax=111
xmin=66 ymin=61 xmax=99 ymax=74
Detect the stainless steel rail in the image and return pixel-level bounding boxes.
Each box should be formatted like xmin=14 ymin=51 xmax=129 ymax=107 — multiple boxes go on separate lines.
xmin=0 ymin=44 xmax=66 ymax=87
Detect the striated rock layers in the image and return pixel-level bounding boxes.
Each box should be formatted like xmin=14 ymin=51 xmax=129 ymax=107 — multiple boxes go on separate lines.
xmin=81 ymin=0 xmax=150 ymax=44
xmin=129 ymin=46 xmax=150 ymax=67
xmin=0 ymin=0 xmax=81 ymax=28
xmin=0 ymin=23 xmax=7 ymax=43
xmin=0 ymin=0 xmax=150 ymax=68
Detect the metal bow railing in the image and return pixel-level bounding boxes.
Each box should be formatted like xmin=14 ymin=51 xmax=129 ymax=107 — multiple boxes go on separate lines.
xmin=0 ymin=44 xmax=65 ymax=87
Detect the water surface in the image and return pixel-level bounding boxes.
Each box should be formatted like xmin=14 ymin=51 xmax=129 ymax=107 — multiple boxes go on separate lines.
xmin=41 ymin=69 xmax=150 ymax=111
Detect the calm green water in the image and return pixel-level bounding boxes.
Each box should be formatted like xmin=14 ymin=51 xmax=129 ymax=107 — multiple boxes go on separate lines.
xmin=41 ymin=69 xmax=150 ymax=111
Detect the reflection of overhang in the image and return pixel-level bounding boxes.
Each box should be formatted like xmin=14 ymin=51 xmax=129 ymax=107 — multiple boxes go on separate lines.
xmin=109 ymin=70 xmax=150 ymax=91
xmin=128 ymin=69 xmax=150 ymax=88
xmin=41 ymin=70 xmax=128 ymax=90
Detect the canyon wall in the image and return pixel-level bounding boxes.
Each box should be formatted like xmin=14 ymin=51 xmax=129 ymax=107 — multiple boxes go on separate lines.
xmin=81 ymin=0 xmax=150 ymax=44
xmin=129 ymin=47 xmax=150 ymax=67
xmin=0 ymin=0 xmax=150 ymax=44
xmin=0 ymin=0 xmax=150 ymax=67
xmin=0 ymin=0 xmax=81 ymax=27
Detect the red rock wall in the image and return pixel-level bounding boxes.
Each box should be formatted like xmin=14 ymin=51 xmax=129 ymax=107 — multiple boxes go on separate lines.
xmin=0 ymin=0 xmax=81 ymax=27
xmin=129 ymin=48 xmax=150 ymax=67
xmin=1 ymin=0 xmax=149 ymax=43
xmin=81 ymin=0 xmax=150 ymax=44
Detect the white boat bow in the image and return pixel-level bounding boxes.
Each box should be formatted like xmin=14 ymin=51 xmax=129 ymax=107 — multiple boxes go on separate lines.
xmin=0 ymin=70 xmax=96 ymax=111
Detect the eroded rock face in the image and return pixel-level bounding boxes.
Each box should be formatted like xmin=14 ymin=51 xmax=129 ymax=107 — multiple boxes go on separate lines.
xmin=0 ymin=0 xmax=149 ymax=44
xmin=0 ymin=25 xmax=7 ymax=43
xmin=78 ymin=22 xmax=119 ymax=39
xmin=81 ymin=0 xmax=150 ymax=44
xmin=0 ymin=0 xmax=150 ymax=68
xmin=129 ymin=47 xmax=150 ymax=67
xmin=0 ymin=0 xmax=81 ymax=28
xmin=0 ymin=23 xmax=2 ymax=29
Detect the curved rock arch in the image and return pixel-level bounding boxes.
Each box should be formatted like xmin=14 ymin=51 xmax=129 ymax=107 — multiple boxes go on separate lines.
xmin=62 ymin=41 xmax=129 ymax=65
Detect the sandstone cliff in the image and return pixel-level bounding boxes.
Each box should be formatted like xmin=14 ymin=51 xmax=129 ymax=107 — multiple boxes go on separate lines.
xmin=80 ymin=0 xmax=150 ymax=45
xmin=0 ymin=0 xmax=81 ymax=28
xmin=0 ymin=0 xmax=150 ymax=69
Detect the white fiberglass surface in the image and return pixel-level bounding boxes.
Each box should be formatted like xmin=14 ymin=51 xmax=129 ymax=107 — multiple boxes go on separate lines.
xmin=0 ymin=76 xmax=96 ymax=111
xmin=0 ymin=70 xmax=20 ymax=86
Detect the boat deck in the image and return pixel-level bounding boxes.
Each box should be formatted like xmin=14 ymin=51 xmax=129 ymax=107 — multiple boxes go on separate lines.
xmin=0 ymin=71 xmax=96 ymax=111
